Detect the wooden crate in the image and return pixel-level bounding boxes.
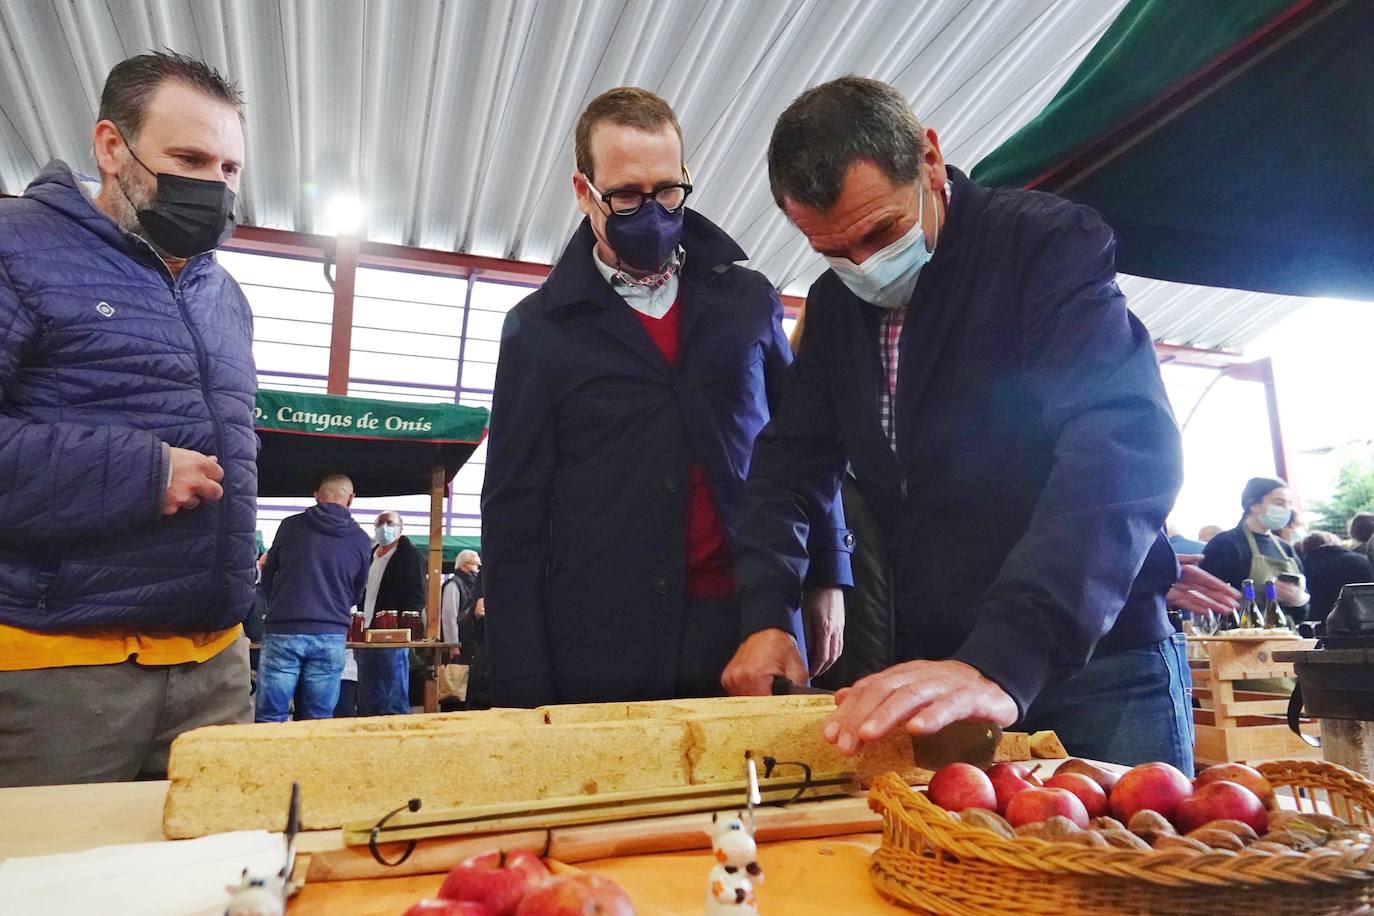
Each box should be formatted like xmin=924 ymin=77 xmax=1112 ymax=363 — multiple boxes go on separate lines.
xmin=1189 ymin=635 xmax=1322 ymax=767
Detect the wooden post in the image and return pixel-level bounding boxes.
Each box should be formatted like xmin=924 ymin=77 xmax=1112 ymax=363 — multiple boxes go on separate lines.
xmin=1257 ymin=356 xmax=1292 ymax=485
xmin=424 ymin=462 xmax=445 ymax=712
xmin=1226 ymin=357 xmax=1292 ymax=486
xmin=327 ymin=234 xmax=359 ymax=395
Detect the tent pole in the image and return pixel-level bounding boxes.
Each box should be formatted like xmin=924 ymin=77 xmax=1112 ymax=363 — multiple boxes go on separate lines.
xmin=425 ymin=462 xmax=444 ymax=713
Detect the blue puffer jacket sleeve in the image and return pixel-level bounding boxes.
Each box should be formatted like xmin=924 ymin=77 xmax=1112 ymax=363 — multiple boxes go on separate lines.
xmin=0 ymin=253 xmax=166 ymax=540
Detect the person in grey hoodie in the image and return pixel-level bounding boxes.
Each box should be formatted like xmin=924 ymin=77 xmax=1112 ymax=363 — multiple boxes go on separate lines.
xmin=255 ymin=474 xmax=372 ymax=722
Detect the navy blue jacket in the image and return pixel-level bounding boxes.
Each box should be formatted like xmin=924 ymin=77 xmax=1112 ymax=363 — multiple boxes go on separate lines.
xmin=736 ymin=168 xmax=1183 ymax=719
xmin=261 ymin=503 xmax=372 ymax=635
xmin=482 ymin=212 xmax=852 ymax=706
xmin=0 ymin=162 xmax=258 ymax=633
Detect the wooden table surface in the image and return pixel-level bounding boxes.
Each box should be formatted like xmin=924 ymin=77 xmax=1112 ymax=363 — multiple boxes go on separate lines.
xmin=0 ymin=779 xmax=906 ymax=913
xmin=290 ymin=834 xmax=896 ymax=915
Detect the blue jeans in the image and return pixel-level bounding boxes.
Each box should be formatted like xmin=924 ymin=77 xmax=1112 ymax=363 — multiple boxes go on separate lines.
xmin=356 ymin=648 xmax=410 ymax=716
xmin=254 ymin=634 xmax=346 ymax=723
xmin=1023 ymin=633 xmax=1193 ymax=772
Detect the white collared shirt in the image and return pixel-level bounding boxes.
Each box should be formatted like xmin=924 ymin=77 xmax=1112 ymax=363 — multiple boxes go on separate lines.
xmin=592 ymin=245 xmax=683 ymax=318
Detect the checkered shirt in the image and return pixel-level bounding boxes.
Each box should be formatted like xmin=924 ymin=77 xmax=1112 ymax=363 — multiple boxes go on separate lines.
xmin=877 ymin=307 xmax=906 ymax=452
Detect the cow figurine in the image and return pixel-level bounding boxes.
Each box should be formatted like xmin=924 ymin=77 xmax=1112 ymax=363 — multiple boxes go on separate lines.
xmin=224 ymin=870 xmax=287 ymax=916
xmin=704 ymin=812 xmax=763 ymax=915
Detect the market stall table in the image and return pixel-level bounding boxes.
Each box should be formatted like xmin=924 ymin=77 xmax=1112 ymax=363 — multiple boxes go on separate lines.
xmin=0 ymin=760 xmax=1122 ymax=914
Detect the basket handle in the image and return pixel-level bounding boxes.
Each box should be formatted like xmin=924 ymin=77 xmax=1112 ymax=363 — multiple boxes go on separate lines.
xmin=1287 ymin=682 xmax=1322 ymax=748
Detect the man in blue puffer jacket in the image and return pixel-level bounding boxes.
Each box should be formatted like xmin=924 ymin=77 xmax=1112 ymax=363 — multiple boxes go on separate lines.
xmin=0 ymin=52 xmax=258 ymax=786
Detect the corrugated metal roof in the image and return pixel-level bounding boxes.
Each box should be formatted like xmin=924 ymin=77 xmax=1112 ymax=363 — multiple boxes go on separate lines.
xmin=0 ymin=0 xmax=1309 ymax=350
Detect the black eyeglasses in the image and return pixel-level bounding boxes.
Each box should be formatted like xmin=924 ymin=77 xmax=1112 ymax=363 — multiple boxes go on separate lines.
xmin=584 ymin=170 xmax=693 ymax=216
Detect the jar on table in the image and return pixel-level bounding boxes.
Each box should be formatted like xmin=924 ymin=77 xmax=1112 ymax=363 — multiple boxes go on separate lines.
xmin=374 ymin=609 xmax=399 ymax=630
xmin=347 ymin=610 xmax=365 ymax=642
xmin=401 ymin=610 xmax=423 ymax=641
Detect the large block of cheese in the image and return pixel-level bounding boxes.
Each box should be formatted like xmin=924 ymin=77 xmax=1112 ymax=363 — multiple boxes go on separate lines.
xmin=537 ymin=694 xmax=835 ymax=725
xmin=684 ymin=707 xmax=931 ymax=786
xmin=164 ymin=715 xmax=688 ymax=838
xmin=164 ymin=696 xmax=927 ymax=839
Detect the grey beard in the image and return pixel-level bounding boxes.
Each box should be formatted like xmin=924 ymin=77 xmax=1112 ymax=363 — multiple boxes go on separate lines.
xmin=113 ymin=165 xmax=177 ymax=259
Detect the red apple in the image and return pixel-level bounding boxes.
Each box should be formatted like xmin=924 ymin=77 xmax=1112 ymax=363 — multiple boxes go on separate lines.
xmin=1005 ymin=787 xmax=1090 ymax=829
xmin=1174 ymin=780 xmax=1269 ymax=835
xmin=1045 ymin=772 xmax=1108 ymax=820
xmin=926 ymin=762 xmax=998 ymax=813
xmin=1109 ymin=762 xmax=1193 ymax=823
xmin=439 ymin=849 xmax=549 ymax=916
xmin=987 ymin=762 xmax=1043 ymax=814
xmin=404 ymin=901 xmax=496 ymax=916
xmin=515 ymin=875 xmax=635 ymax=916
xmin=501 ymin=849 xmax=552 ymax=886
xmin=1193 ymin=763 xmax=1277 ymax=810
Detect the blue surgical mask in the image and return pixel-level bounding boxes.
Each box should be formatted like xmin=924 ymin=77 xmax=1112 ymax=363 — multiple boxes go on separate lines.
xmin=825 ymin=182 xmax=936 ymax=310
xmin=1260 ymin=506 xmax=1291 ymax=530
xmin=376 ymin=525 xmax=398 ymax=546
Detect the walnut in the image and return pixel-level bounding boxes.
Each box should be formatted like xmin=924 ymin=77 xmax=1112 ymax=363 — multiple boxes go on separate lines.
xmin=1185 ymin=828 xmax=1246 ymax=852
xmin=1268 ymin=811 xmax=1332 ymax=841
xmin=1261 ymin=829 xmax=1321 ymax=851
xmin=1152 ymin=835 xmax=1212 ymax=854
xmin=1100 ymin=830 xmax=1151 ymax=851
xmin=1063 ymin=829 xmax=1108 ymax=848
xmin=1015 ymin=815 xmax=1082 ymax=843
xmin=1287 ymin=812 xmax=1349 ymax=832
xmin=1193 ymin=819 xmax=1258 ymax=844
xmin=1088 ymin=816 xmax=1127 ymax=832
xmin=1127 ymin=810 xmax=1176 ymax=845
xmin=960 ymin=807 xmax=1014 ymax=839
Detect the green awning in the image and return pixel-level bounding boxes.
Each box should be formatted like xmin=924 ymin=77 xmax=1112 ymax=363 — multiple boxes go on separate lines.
xmin=255 ymin=389 xmax=489 ymax=498
xmin=972 ymin=0 xmax=1374 ymax=300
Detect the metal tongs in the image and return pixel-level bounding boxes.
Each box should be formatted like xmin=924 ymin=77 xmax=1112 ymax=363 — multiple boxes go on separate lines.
xmin=223 ymin=782 xmax=301 ymax=915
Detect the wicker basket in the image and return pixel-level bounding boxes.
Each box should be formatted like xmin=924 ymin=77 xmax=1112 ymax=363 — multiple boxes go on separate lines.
xmin=868 ymin=759 xmax=1374 ymax=915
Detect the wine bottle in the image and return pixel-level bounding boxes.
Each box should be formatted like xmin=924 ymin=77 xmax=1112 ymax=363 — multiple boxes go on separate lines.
xmin=1262 ymin=579 xmax=1290 ymax=630
xmin=1239 ymin=579 xmax=1260 ymax=628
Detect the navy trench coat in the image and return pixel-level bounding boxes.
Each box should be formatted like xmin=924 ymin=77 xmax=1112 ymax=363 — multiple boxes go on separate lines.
xmin=482 ymin=211 xmax=851 ymax=706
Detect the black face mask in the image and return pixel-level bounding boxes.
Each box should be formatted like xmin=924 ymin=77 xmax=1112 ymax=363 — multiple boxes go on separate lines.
xmin=120 ymin=135 xmax=237 ymax=258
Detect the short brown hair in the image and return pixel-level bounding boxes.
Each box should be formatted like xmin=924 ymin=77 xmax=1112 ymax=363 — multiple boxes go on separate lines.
xmin=1299 ymin=530 xmax=1339 ymax=557
xmin=574 ymin=87 xmax=682 ymax=181
xmin=99 ymin=50 xmax=244 ymax=138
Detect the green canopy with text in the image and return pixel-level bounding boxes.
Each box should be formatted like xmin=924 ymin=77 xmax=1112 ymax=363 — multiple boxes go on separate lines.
xmin=254 ymin=389 xmax=488 ymax=498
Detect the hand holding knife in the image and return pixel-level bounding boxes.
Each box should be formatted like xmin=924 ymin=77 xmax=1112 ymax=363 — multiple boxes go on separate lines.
xmin=773 ymin=673 xmax=1005 ymax=770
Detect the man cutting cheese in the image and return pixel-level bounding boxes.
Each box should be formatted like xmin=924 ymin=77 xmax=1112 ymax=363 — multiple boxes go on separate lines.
xmin=725 ymin=77 xmax=1191 ymax=771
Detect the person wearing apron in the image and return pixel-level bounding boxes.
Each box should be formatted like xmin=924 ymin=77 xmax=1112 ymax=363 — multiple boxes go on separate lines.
xmin=1200 ymin=477 xmax=1310 ymax=615
xmin=1200 ymin=477 xmax=1311 ymax=691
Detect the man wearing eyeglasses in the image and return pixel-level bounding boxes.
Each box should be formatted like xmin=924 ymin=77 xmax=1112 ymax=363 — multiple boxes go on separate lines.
xmin=482 ymin=87 xmax=852 ymax=707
